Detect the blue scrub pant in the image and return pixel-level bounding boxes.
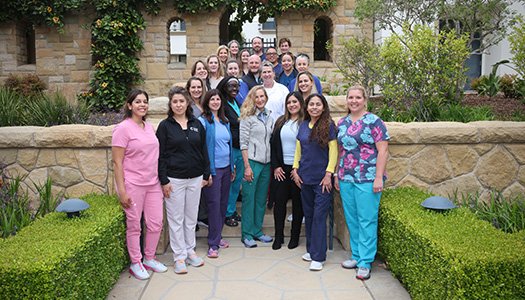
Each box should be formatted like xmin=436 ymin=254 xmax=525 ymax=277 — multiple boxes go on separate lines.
xmin=226 ymin=148 xmax=244 ymax=217
xmin=301 ymin=184 xmax=332 ymax=262
xmin=339 ymin=181 xmax=381 ymax=269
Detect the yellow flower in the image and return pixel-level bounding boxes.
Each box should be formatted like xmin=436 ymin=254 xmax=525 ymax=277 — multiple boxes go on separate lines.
xmin=101 ymin=82 xmax=108 ymax=89
xmin=96 ymin=19 xmax=102 ymax=27
xmin=52 ymin=17 xmax=60 ymax=24
xmin=99 ymin=62 xmax=105 ymax=68
xmin=47 ymin=6 xmax=52 ymax=13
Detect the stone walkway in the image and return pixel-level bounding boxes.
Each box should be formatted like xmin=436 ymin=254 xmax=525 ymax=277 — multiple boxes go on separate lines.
xmin=107 ymin=237 xmax=410 ymax=300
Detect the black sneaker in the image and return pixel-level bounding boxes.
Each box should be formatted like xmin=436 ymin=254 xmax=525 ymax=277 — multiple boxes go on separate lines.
xmin=232 ymin=211 xmax=241 ymax=222
xmin=224 ymin=216 xmax=239 ymax=227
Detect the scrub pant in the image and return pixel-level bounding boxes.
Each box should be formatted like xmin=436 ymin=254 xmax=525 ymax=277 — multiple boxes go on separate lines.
xmin=241 ymin=160 xmax=270 ymax=240
xmin=301 ymin=184 xmax=332 ymax=262
xmin=202 ymin=167 xmax=231 ymax=250
xmin=339 ymin=181 xmax=381 ymax=269
xmin=165 ymin=176 xmax=202 ymax=261
xmin=226 ymin=148 xmax=244 ymax=217
xmin=123 ymin=182 xmax=164 ymax=264
xmin=273 ymin=165 xmax=303 ymax=240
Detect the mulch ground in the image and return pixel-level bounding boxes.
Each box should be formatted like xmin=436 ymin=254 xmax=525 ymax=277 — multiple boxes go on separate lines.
xmin=462 ymin=94 xmax=525 ymax=120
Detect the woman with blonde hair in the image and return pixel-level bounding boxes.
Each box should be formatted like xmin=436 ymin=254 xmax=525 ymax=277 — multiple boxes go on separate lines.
xmin=239 ymin=49 xmax=251 ymax=76
xmin=228 ymin=40 xmax=240 ymax=60
xmin=207 ymin=54 xmax=225 ymax=89
xmin=217 ymin=45 xmax=230 ymax=74
xmin=239 ymin=86 xmax=274 ymax=248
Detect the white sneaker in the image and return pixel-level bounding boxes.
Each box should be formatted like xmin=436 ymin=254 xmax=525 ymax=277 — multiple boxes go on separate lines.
xmin=309 ymin=260 xmax=324 ymax=271
xmin=342 ymin=259 xmax=358 ymax=269
xmin=287 ymin=214 xmax=293 ymax=222
xmin=302 ymin=253 xmax=312 ymax=262
xmin=143 ymin=259 xmax=168 ymax=273
xmin=129 ymin=262 xmax=150 ymax=280
xmin=302 ymin=217 xmax=305 ymax=224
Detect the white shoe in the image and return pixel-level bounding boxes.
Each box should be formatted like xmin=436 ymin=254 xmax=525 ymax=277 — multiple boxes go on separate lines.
xmin=342 ymin=259 xmax=358 ymax=269
xmin=129 ymin=262 xmax=150 ymax=280
xmin=309 ymin=260 xmax=324 ymax=271
xmin=302 ymin=253 xmax=312 ymax=262
xmin=287 ymin=214 xmax=293 ymax=222
xmin=143 ymin=259 xmax=168 ymax=273
xmin=302 ymin=217 xmax=305 ymax=224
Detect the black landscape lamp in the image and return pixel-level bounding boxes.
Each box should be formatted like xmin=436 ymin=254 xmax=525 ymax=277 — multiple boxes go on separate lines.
xmin=421 ymin=196 xmax=456 ymax=212
xmin=56 ymin=198 xmax=90 ymax=218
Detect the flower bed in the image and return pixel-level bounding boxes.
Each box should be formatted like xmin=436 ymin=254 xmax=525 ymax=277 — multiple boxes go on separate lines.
xmin=378 ymin=187 xmax=525 ymax=300
xmin=0 ymin=194 xmax=127 ymax=299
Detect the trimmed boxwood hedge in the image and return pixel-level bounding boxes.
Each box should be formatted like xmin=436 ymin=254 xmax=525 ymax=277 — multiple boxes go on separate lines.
xmin=0 ymin=194 xmax=127 ymax=299
xmin=378 ymin=187 xmax=525 ymax=300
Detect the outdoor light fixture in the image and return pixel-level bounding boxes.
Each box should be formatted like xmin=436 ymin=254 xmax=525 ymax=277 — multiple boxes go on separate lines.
xmin=421 ymin=196 xmax=456 ymax=212
xmin=55 ymin=198 xmax=90 ymax=218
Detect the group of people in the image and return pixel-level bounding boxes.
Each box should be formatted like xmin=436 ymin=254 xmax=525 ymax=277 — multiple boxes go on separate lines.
xmin=111 ymin=36 xmax=390 ymax=282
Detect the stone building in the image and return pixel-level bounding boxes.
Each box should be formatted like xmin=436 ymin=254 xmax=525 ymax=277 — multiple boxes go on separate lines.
xmin=0 ymin=0 xmax=370 ymax=100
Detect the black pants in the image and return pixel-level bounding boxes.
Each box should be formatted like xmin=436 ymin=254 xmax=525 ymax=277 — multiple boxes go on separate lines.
xmin=272 ymin=164 xmax=303 ymax=239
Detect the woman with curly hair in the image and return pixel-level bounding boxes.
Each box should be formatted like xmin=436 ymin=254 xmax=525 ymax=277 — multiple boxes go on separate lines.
xmin=291 ymin=93 xmax=337 ymax=271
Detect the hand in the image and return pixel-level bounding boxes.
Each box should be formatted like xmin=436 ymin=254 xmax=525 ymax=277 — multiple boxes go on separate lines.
xmin=118 ymin=192 xmax=133 ymax=209
xmin=334 ymin=176 xmax=340 ymax=192
xmin=162 ymin=183 xmax=172 ymax=198
xmin=244 ymin=166 xmax=254 ymax=182
xmin=291 ymin=168 xmax=302 ymax=188
xmin=273 ymin=167 xmax=285 ymax=181
xmin=373 ymin=177 xmax=384 ymax=193
xmin=320 ymin=173 xmax=332 ymax=193
xmin=231 ymin=169 xmax=236 ymax=182
xmin=207 ymin=176 xmax=213 ymax=187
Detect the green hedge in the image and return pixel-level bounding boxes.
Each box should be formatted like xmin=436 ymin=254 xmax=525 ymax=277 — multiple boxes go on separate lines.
xmin=378 ymin=187 xmax=525 ymax=300
xmin=0 ymin=194 xmax=127 ymax=299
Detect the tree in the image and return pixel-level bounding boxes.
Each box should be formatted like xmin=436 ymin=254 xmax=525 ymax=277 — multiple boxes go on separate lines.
xmin=355 ymin=0 xmax=524 ymax=53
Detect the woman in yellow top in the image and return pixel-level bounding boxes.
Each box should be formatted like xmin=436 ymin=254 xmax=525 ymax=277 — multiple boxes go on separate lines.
xmin=291 ymin=93 xmax=337 ymax=271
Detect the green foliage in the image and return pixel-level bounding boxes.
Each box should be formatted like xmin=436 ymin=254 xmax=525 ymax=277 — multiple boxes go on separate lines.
xmin=509 ymin=16 xmax=525 ymax=79
xmin=355 ymin=0 xmax=520 ymax=53
xmin=26 ymin=92 xmax=91 ymax=126
xmin=332 ymin=36 xmax=381 ymax=96
xmin=437 ymin=103 xmax=494 ymax=122
xmin=3 ymin=74 xmax=46 ymax=97
xmin=0 ymin=165 xmax=31 ymax=239
xmin=379 ymin=187 xmax=525 ymax=299
xmin=499 ymin=74 xmax=524 ymax=99
xmin=379 ymin=25 xmax=470 ymax=121
xmin=451 ymin=190 xmax=525 ymax=234
xmin=0 ymin=89 xmax=26 ymax=127
xmin=33 ymin=177 xmax=63 ymax=219
xmin=0 ymin=194 xmax=127 ymax=299
xmin=473 ymin=60 xmax=509 ymax=97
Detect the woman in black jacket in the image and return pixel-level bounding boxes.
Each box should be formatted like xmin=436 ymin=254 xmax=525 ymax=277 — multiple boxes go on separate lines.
xmin=156 ymin=86 xmax=210 ymax=274
xmin=270 ymin=91 xmax=305 ymax=250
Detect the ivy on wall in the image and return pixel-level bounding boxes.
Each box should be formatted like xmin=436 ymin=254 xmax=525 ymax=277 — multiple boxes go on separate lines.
xmin=0 ymin=0 xmax=335 ymax=111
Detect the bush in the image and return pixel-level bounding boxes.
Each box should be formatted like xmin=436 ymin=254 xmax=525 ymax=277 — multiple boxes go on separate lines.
xmin=3 ymin=74 xmax=46 ymax=97
xmin=379 ymin=25 xmax=470 ymax=121
xmin=509 ymin=16 xmax=525 ymax=79
xmin=499 ymin=74 xmax=520 ymax=98
xmin=0 ymin=194 xmax=127 ymax=299
xmin=379 ymin=187 xmax=525 ymax=300
xmin=25 ymin=92 xmax=91 ymax=126
xmin=437 ymin=103 xmax=494 ymax=122
xmin=0 ymin=88 xmax=25 ymax=126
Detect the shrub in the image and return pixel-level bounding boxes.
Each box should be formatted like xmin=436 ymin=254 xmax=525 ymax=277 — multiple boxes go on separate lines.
xmin=0 ymin=88 xmax=25 ymax=126
xmin=0 ymin=194 xmax=127 ymax=299
xmin=437 ymin=103 xmax=494 ymax=122
xmin=3 ymin=74 xmax=46 ymax=97
xmin=473 ymin=60 xmax=509 ymax=97
xmin=499 ymin=74 xmax=520 ymax=98
xmin=0 ymin=163 xmax=31 ymax=238
xmin=379 ymin=25 xmax=470 ymax=121
xmin=25 ymin=92 xmax=91 ymax=126
xmin=509 ymin=16 xmax=525 ymax=79
xmin=379 ymin=187 xmax=525 ymax=299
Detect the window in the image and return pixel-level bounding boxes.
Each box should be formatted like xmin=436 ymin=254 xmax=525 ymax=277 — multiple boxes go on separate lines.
xmin=169 ymin=18 xmax=187 ymax=65
xmin=260 ymin=18 xmax=276 ymax=31
xmin=313 ymin=17 xmax=332 ymax=61
xmin=16 ymin=22 xmax=35 ymax=65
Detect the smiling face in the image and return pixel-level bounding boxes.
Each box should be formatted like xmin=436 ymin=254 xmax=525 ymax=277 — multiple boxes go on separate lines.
xmin=279 ymin=41 xmax=290 ymax=54
xmin=209 ymin=94 xmax=222 ymax=113
xmin=281 ymin=54 xmax=294 ymax=72
xmin=252 ymin=37 xmax=262 ymax=53
xmin=296 ymin=56 xmax=309 ymax=73
xmin=227 ymin=61 xmax=240 ymax=77
xmin=241 ymin=50 xmax=250 ymax=64
xmin=189 ymin=79 xmax=203 ymax=101
xmin=286 ymin=95 xmax=301 ymax=117
xmin=207 ymin=57 xmax=219 ymax=74
xmin=347 ymin=88 xmax=367 ymax=115
xmin=307 ymin=96 xmax=324 ymax=120
xmin=254 ymin=88 xmax=267 ymax=110
xmin=218 ymin=48 xmax=229 ymax=63
xmin=226 ymin=80 xmax=239 ymax=98
xmin=248 ymin=55 xmax=261 ymax=74
xmin=128 ymin=93 xmax=148 ymax=120
xmin=266 ymin=48 xmax=278 ymax=64
xmin=261 ymin=65 xmax=274 ymax=83
xmin=195 ymin=62 xmax=208 ymax=80
xmin=229 ymin=42 xmax=239 ymax=56
xmin=298 ymin=74 xmax=313 ymax=95
xmin=170 ymin=93 xmax=188 ymax=117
